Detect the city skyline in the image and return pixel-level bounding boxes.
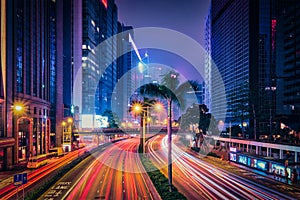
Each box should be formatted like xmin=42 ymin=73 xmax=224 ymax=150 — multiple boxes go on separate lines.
xmin=0 ymin=0 xmax=300 ymax=199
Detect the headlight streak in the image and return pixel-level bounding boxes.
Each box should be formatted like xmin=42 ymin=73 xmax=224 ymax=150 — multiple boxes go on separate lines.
xmin=182 ymin=150 xmax=293 ymax=200
xmin=66 ymin=139 xmax=154 ymax=200
xmin=166 ymin=138 xmax=238 ymax=200
xmin=0 ymin=147 xmax=91 ymax=199
xmin=149 ymin=135 xmax=295 ymax=200
xmin=147 ymin=136 xmax=166 ymax=165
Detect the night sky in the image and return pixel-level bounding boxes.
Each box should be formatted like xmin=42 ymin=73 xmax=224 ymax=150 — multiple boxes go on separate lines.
xmin=115 ymin=0 xmax=211 ymax=82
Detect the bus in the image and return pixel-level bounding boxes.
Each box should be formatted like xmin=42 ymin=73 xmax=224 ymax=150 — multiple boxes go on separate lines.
xmin=27 ymin=154 xmax=48 ymax=168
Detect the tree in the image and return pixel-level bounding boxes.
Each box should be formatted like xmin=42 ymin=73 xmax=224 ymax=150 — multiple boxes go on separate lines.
xmin=178 ymin=103 xmax=200 ymax=131
xmin=102 ymin=110 xmax=120 ymax=128
xmin=198 ymin=104 xmax=210 ymax=134
xmin=139 ymin=70 xmax=199 ymax=192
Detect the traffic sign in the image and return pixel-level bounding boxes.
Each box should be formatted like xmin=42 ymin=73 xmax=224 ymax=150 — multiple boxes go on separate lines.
xmin=13 ymin=173 xmax=28 ymax=186
xmin=22 ymin=173 xmax=27 ymax=184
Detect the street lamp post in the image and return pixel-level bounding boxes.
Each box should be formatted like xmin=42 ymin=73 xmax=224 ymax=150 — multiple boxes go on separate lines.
xmin=130 ymin=100 xmax=162 ymax=153
xmin=12 ymin=102 xmax=36 ymax=163
xmin=131 ymin=102 xmax=145 ymax=153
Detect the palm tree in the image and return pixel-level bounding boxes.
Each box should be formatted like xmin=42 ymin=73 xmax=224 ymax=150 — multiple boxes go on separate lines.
xmin=139 ymin=70 xmax=199 ymax=192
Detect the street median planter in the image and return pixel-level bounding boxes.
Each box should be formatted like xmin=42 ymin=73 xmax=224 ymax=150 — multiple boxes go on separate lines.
xmin=139 ymin=146 xmax=187 ymax=200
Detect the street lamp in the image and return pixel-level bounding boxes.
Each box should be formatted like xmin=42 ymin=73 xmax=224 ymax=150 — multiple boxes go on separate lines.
xmin=132 ymin=102 xmax=143 ymax=115
xmin=12 ymin=102 xmax=26 ymax=116
xmin=130 ymin=99 xmax=161 ymax=153
xmin=131 ymin=101 xmax=147 ymax=153
xmin=12 ymin=101 xmax=33 ymax=161
xmin=154 ymin=102 xmax=163 ymax=113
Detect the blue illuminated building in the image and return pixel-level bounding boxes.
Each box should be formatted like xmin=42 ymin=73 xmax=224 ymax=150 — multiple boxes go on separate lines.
xmin=62 ymin=0 xmax=119 ymax=118
xmin=207 ymin=0 xmax=284 ymax=137
xmin=275 ymin=1 xmax=300 ymax=131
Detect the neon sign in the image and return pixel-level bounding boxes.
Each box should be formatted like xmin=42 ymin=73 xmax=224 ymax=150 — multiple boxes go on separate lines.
xmin=271 ymin=19 xmax=276 ymax=50
xmin=102 ymin=0 xmax=107 ymax=9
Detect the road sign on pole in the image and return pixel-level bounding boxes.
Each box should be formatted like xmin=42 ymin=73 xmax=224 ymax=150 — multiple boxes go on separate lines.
xmin=13 ymin=174 xmax=23 ymax=186
xmin=14 ymin=173 xmax=28 ymax=200
xmin=22 ymin=173 xmax=27 ymax=184
xmin=14 ymin=173 xmax=28 ymax=185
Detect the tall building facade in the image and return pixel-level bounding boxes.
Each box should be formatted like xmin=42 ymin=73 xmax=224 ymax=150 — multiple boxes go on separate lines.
xmin=207 ymin=0 xmax=282 ymax=137
xmin=276 ymin=1 xmax=300 ymax=131
xmin=115 ymin=23 xmax=134 ymax=122
xmin=62 ymin=0 xmax=119 ymax=130
xmin=204 ymin=6 xmax=212 ymax=111
xmin=96 ymin=0 xmax=118 ymax=115
xmin=0 ymin=0 xmax=64 ymax=170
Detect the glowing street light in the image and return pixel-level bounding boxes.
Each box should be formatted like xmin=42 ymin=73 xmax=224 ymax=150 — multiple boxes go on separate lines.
xmin=15 ymin=105 xmax=23 ymax=111
xmin=130 ymin=99 xmax=160 ymax=153
xmin=12 ymin=100 xmax=33 ymax=161
xmin=12 ymin=102 xmax=26 ymax=115
xmin=154 ymin=102 xmax=163 ymax=113
xmin=67 ymin=118 xmax=73 ymax=124
xmin=132 ymin=102 xmax=143 ymax=115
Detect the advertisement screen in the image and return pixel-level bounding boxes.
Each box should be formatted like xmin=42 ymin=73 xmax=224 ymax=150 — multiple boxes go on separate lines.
xmin=238 ymin=155 xmax=247 ymax=165
xmin=247 ymin=157 xmax=251 ymax=167
xmin=230 ymin=153 xmax=236 ymax=162
xmin=81 ymin=115 xmax=94 ymax=128
xmin=257 ymin=160 xmax=267 ymax=171
xmin=252 ymin=159 xmax=257 ymax=168
xmin=270 ymin=163 xmax=291 ymax=178
xmin=95 ymin=115 xmax=109 ymax=128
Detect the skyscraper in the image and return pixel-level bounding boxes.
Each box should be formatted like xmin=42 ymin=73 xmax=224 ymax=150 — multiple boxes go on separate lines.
xmin=204 ymin=6 xmax=212 ymax=112
xmin=207 ymin=0 xmax=281 ymax=137
xmin=62 ymin=0 xmax=118 ymax=129
xmin=0 ymin=0 xmax=62 ymax=169
xmin=276 ymin=1 xmax=300 ymax=131
xmin=114 ymin=23 xmax=134 ymax=122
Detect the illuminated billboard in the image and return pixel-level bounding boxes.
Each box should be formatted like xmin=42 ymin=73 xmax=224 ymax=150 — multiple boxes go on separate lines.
xmin=81 ymin=115 xmax=109 ymax=128
xmin=250 ymin=158 xmax=268 ymax=171
xmin=95 ymin=115 xmax=109 ymax=128
xmin=229 ymin=153 xmax=236 ymax=162
xmin=238 ymin=155 xmax=247 ymax=165
xmin=257 ymin=160 xmax=267 ymax=171
xmin=270 ymin=163 xmax=291 ymax=178
xmin=81 ymin=114 xmax=94 ymax=128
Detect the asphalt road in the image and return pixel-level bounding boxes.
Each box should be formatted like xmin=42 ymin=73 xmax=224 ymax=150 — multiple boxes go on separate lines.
xmin=146 ymin=135 xmax=298 ymax=200
xmin=41 ymin=138 xmax=160 ymax=200
xmin=0 ymin=147 xmax=91 ymax=200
